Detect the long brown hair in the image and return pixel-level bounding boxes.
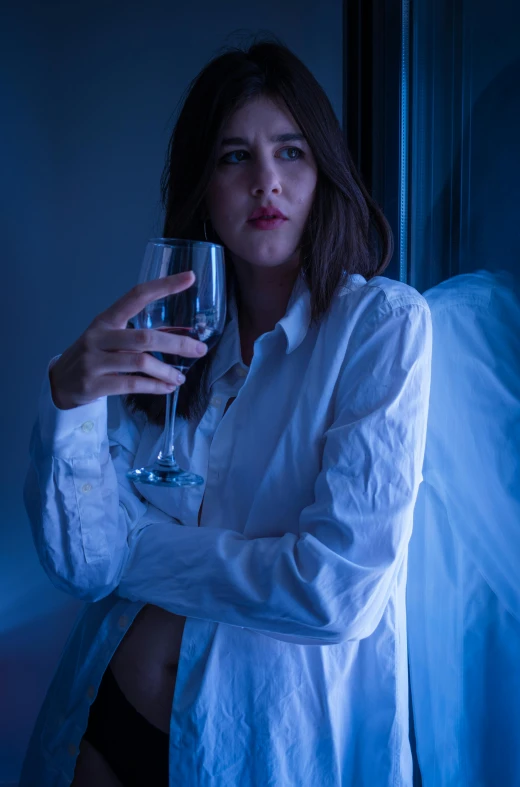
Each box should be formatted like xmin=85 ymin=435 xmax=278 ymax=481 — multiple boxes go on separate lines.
xmin=126 ymin=36 xmax=393 ymax=426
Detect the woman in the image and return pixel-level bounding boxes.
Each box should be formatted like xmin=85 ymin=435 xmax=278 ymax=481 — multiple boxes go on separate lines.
xmin=21 ymin=39 xmax=432 ymax=786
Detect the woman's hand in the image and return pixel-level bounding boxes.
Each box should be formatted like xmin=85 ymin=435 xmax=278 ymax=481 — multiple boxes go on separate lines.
xmin=49 ymin=271 xmax=208 ymax=410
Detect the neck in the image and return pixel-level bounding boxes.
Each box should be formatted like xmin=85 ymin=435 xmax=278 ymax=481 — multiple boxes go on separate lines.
xmin=232 ymin=257 xmax=300 ymax=339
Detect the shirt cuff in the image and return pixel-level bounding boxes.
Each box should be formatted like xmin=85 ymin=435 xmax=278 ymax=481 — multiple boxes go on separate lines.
xmin=38 ymin=355 xmax=108 ymax=457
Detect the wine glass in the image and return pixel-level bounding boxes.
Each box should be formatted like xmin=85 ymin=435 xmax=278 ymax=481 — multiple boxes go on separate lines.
xmin=126 ymin=238 xmax=226 ymax=487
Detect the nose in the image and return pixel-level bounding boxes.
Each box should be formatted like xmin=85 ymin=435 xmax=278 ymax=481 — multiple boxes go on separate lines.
xmin=250 ymin=161 xmax=282 ymax=197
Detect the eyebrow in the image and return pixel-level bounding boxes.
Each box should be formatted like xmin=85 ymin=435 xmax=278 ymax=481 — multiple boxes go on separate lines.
xmin=220 ymin=133 xmax=306 ymax=147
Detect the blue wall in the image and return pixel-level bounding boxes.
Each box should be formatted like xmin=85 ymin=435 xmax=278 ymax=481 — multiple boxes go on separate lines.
xmin=0 ymin=2 xmax=342 ymax=781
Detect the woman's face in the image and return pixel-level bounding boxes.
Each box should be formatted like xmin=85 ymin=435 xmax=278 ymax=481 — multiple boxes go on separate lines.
xmin=205 ymin=95 xmax=318 ymax=270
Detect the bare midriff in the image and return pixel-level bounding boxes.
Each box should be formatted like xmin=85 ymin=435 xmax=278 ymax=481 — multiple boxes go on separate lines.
xmin=109 ymin=396 xmax=237 ymax=734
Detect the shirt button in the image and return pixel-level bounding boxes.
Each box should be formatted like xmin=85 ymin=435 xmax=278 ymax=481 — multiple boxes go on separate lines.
xmin=81 ymin=483 xmax=92 ymax=494
xmin=210 ymin=396 xmax=221 ymax=407
xmin=118 ymin=615 xmax=129 ymax=629
xmin=67 ymin=743 xmax=77 ymax=757
xmin=237 ymin=368 xmax=248 ymax=378
xmin=81 ymin=421 xmax=94 ymax=433
xmin=87 ymin=685 xmax=96 ymax=699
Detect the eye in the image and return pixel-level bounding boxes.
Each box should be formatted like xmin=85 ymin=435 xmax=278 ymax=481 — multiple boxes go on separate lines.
xmin=279 ymin=147 xmax=304 ymax=160
xmin=220 ymin=150 xmax=250 ymax=165
xmin=219 ymin=146 xmax=305 ymax=166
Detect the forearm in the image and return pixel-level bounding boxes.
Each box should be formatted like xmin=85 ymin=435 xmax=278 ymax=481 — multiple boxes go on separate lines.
xmin=24 ymin=362 xmax=157 ymax=600
xmin=117 ymin=519 xmax=409 ymax=645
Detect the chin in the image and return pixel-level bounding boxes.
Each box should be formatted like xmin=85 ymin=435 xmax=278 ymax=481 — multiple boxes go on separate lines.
xmin=230 ymin=242 xmax=300 ymax=270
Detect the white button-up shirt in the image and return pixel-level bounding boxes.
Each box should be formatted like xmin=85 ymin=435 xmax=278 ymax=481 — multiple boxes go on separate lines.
xmin=21 ymin=272 xmax=432 ymax=787
xmin=407 ymin=270 xmax=520 ymax=787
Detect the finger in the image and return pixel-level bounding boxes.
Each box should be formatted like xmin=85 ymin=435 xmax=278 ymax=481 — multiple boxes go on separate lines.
xmin=91 ymin=374 xmax=181 ymax=399
xmin=96 ymin=351 xmax=186 ymax=385
xmin=96 ymin=328 xmax=205 ymax=358
xmin=92 ymin=271 xmax=196 ymax=330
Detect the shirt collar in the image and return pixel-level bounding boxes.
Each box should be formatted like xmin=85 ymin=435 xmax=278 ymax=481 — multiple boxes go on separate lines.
xmin=208 ymin=271 xmax=312 ymax=388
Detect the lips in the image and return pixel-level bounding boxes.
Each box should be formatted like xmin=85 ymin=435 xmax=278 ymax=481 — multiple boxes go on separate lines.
xmin=248 ymin=216 xmax=287 ymax=231
xmin=248 ymin=206 xmax=288 ymax=221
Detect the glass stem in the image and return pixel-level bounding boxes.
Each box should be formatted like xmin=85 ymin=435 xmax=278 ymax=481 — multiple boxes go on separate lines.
xmin=156 ymin=386 xmax=180 ymax=466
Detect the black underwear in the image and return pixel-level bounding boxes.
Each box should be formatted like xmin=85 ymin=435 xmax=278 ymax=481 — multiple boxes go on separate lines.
xmin=83 ymin=665 xmax=170 ymax=786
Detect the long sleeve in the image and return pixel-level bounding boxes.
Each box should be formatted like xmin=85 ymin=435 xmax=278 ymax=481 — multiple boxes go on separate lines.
xmin=23 ymin=357 xmax=177 ymax=601
xmin=116 ymin=298 xmax=432 ymax=644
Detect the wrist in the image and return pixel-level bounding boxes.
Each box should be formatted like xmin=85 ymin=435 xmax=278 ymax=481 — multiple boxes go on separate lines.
xmin=49 ymin=364 xmax=73 ymax=411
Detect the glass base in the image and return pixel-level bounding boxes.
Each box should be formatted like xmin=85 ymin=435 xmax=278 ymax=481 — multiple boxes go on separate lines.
xmin=127 ymin=463 xmax=204 ymax=487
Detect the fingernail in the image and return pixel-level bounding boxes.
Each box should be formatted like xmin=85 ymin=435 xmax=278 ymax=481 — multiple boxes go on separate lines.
xmin=197 ymin=343 xmax=208 ymax=355
xmin=176 ymin=372 xmax=186 ymax=383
